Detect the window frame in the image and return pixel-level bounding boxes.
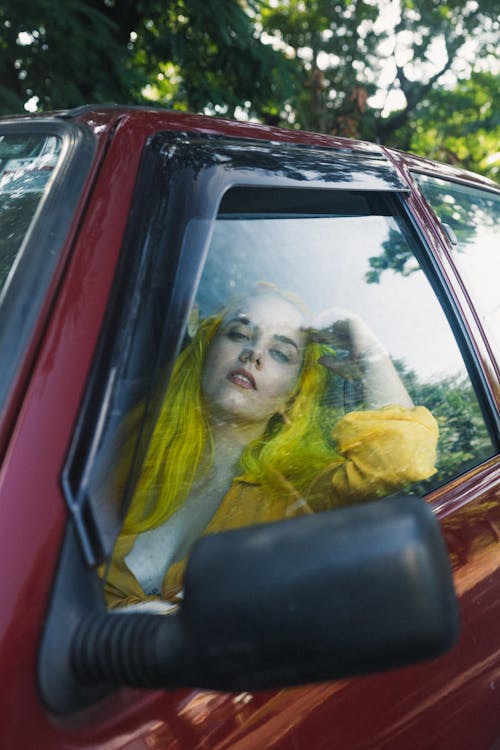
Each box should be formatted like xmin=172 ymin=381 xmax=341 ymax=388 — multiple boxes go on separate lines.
xmin=0 ymin=118 xmax=96 ymax=422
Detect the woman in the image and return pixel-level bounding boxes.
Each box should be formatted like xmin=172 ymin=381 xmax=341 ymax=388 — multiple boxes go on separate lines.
xmin=104 ymin=287 xmax=438 ymax=610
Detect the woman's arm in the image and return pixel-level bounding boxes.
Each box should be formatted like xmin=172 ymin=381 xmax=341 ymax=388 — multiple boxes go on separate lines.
xmin=308 ymin=308 xmax=413 ymax=409
xmin=305 ymin=404 xmax=439 ymax=511
xmin=305 ymin=309 xmax=438 ymax=510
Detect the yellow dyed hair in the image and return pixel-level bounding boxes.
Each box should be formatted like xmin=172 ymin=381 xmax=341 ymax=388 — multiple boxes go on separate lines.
xmin=123 ymin=311 xmax=339 ymax=534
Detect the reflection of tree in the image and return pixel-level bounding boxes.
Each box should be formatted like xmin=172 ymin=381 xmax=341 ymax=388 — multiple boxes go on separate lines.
xmin=416 ymin=178 xmax=497 ymax=247
xmin=366 ymin=179 xmax=498 ymax=284
xmin=442 ymin=498 xmax=500 ymax=578
xmin=394 ymin=360 xmax=493 ymax=493
xmin=365 ymin=227 xmax=420 ymax=284
xmin=0 ymin=193 xmax=40 ymax=289
xmin=159 ymin=132 xmax=400 ymax=187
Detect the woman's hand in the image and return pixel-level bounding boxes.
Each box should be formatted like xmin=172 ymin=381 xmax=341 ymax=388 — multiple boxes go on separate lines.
xmin=112 ymin=599 xmax=179 ymax=615
xmin=307 ymin=308 xmax=381 ymax=381
xmin=307 ymin=308 xmax=414 ymax=410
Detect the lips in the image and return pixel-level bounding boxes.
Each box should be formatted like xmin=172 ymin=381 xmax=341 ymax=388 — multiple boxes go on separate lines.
xmin=227 ymin=368 xmax=256 ymax=390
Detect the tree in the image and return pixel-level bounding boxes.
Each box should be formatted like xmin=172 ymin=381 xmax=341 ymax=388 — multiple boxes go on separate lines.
xmin=0 ymin=0 xmax=143 ymax=113
xmin=407 ymin=71 xmax=500 ymax=181
xmin=259 ymin=0 xmax=381 ymax=136
xmin=0 ymin=0 xmax=289 ymax=117
xmin=134 ymin=0 xmax=294 ymax=119
xmin=1 ymin=0 xmax=498 ymax=174
xmin=375 ymin=0 xmax=500 ymax=146
xmin=258 ymin=0 xmax=499 ymax=148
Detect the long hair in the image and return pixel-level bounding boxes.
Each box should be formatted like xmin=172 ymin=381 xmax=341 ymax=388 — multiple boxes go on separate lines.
xmin=123 ymin=311 xmax=339 ymax=534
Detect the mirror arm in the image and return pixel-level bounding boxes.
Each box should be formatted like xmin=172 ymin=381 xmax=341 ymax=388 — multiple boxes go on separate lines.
xmin=72 ymin=611 xmax=184 ymax=689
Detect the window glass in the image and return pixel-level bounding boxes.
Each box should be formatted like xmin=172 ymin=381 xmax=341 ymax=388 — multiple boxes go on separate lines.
xmin=0 ymin=134 xmax=61 ymax=295
xmin=0 ymin=129 xmax=82 ymax=418
xmin=414 ymin=174 xmax=500 ymax=360
xmin=98 ymin=186 xmax=495 ymax=612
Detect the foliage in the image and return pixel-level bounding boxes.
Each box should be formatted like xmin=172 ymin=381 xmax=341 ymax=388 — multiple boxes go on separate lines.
xmin=0 ymin=0 xmax=498 ymax=173
xmin=0 ymin=0 xmax=142 ymax=113
xmin=258 ymin=0 xmax=381 ymax=136
xmin=258 ymin=0 xmax=499 ymax=149
xmin=373 ymin=0 xmax=500 ymax=146
xmin=0 ymin=0 xmax=288 ymax=117
xmin=395 ymin=361 xmax=494 ymax=493
xmin=408 ymin=72 xmax=500 ymax=182
xmin=130 ymin=0 xmax=295 ymax=118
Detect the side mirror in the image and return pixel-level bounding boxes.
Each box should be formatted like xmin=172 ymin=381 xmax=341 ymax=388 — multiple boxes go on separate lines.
xmin=39 ymin=496 xmax=459 ymax=713
xmin=72 ymin=496 xmax=458 ymax=692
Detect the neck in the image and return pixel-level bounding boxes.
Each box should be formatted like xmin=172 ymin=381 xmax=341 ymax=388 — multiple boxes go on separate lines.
xmin=208 ymin=411 xmax=267 ymax=458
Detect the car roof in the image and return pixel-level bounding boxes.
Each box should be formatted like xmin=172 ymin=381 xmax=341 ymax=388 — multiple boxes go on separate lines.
xmin=1 ymin=104 xmax=498 ymax=192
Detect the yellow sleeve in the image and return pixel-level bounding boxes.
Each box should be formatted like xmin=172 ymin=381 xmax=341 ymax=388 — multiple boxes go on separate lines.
xmin=310 ymin=405 xmax=438 ymax=509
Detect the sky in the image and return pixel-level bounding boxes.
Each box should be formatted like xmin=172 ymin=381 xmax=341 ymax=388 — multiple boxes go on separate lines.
xmin=197 ymin=215 xmax=471 ymax=383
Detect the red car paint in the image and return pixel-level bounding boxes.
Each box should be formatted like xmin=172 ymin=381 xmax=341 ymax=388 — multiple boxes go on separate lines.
xmin=0 ymin=108 xmax=498 ymax=749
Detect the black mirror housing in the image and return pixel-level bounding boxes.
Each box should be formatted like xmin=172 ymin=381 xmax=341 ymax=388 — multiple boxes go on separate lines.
xmin=72 ymin=496 xmax=459 ymax=694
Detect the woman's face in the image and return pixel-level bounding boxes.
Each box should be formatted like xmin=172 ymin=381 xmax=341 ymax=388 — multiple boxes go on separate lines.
xmin=201 ymin=293 xmax=306 ymax=425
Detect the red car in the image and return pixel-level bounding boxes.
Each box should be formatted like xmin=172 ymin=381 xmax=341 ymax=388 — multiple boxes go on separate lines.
xmin=0 ymin=107 xmax=498 ymax=749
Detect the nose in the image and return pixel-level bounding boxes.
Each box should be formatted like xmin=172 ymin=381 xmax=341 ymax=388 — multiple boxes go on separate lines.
xmin=239 ymin=347 xmax=263 ymax=370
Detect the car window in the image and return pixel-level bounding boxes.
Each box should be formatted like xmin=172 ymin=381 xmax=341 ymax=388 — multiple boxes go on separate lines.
xmin=0 ymin=123 xmax=95 ymax=419
xmin=193 ymin=188 xmax=494 ymax=495
xmin=68 ymin=172 xmax=496 ymax=612
xmin=414 ymin=174 xmax=500 ymax=361
xmin=0 ymin=134 xmax=61 ymax=292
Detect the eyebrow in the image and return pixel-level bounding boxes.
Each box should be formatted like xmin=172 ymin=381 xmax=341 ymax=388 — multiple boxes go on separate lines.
xmin=227 ymin=315 xmax=251 ymax=326
xmin=273 ymin=334 xmax=299 ymax=352
xmin=226 ymin=316 xmax=299 ymax=352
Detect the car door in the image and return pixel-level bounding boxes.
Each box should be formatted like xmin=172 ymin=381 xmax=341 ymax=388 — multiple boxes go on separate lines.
xmin=3 ymin=117 xmax=498 ymax=749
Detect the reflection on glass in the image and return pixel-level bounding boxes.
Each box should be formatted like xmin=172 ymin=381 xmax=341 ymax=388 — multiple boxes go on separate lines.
xmin=0 ymin=134 xmax=61 ymax=295
xmin=102 ymin=199 xmax=497 ymax=610
xmin=415 ymin=174 xmax=500 ymax=360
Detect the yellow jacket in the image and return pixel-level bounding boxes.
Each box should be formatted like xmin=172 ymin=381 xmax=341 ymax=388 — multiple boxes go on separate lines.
xmin=104 ymin=405 xmax=438 ymax=608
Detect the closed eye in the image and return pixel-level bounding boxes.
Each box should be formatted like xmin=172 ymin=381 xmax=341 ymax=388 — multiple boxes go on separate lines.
xmin=227 ymin=328 xmax=251 ymax=343
xmin=270 ymin=347 xmax=291 ymax=364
